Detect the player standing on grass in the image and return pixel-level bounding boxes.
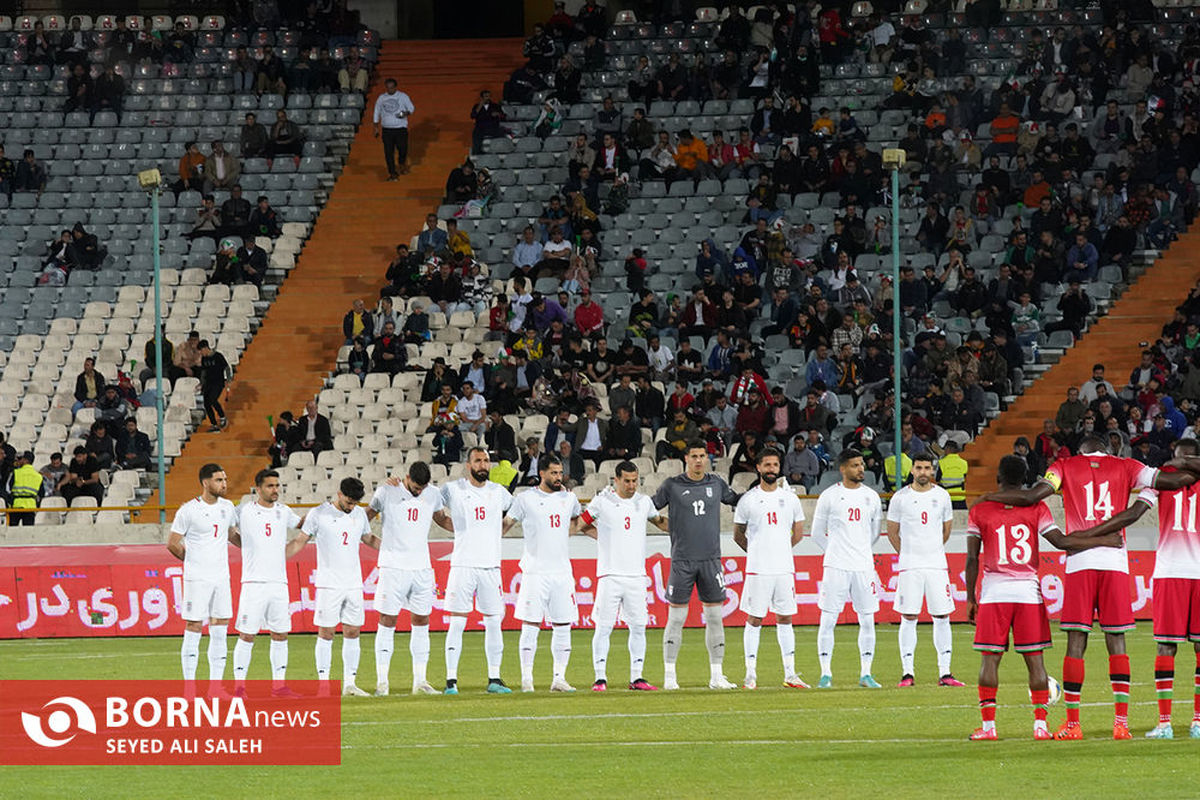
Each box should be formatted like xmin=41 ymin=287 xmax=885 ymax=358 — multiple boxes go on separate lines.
xmin=295 ymin=477 xmax=372 ymax=696
xmin=580 ymin=461 xmax=668 ymax=692
xmin=811 ymin=449 xmax=884 ymax=689
xmin=1064 ymin=438 xmax=1200 ymax=739
xmin=167 ymin=463 xmax=239 ymax=690
xmin=981 ymin=433 xmax=1200 ymax=739
xmin=441 ymin=447 xmax=515 ymax=695
xmin=886 ymin=453 xmax=964 ymax=688
xmin=733 ymin=449 xmax=808 ymax=690
xmin=967 ymin=455 xmax=1125 ymax=740
xmin=365 ymin=461 xmax=451 ymax=696
xmin=506 ymin=454 xmax=583 ymax=692
xmin=652 ymin=442 xmax=741 ymax=690
xmin=231 ymin=469 xmax=304 ymax=696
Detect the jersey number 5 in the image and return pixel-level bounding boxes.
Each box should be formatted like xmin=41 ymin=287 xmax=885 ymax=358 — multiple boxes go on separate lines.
xmin=995 ymin=523 xmax=1032 ymax=566
xmin=264 ymin=522 xmax=272 ymax=537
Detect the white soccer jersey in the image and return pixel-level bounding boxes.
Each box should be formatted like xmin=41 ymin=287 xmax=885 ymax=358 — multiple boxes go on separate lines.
xmin=886 ymin=484 xmax=954 ymax=571
xmin=811 ymin=482 xmax=883 ymax=572
xmin=510 ymin=487 xmax=582 ymax=575
xmin=735 ymin=485 xmax=804 ymax=575
xmin=302 ymin=502 xmax=370 ymax=590
xmin=369 ymin=482 xmax=444 ymax=571
xmin=237 ymin=501 xmax=301 ymax=584
xmin=171 ymin=496 xmax=238 ymax=583
xmin=442 ymin=478 xmax=513 ymax=568
xmin=582 ymin=491 xmax=658 ymax=577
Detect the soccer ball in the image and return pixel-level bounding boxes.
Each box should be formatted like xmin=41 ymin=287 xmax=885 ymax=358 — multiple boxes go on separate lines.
xmin=1030 ymin=675 xmax=1062 ymax=706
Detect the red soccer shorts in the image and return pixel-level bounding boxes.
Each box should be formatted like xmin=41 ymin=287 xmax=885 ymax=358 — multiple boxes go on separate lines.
xmin=1152 ymin=578 xmax=1200 ymax=644
xmin=1059 ymin=569 xmax=1135 ymax=633
xmin=973 ymin=602 xmax=1052 ymax=653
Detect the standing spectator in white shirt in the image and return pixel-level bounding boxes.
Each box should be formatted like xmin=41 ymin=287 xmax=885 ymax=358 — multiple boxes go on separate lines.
xmin=373 ymin=78 xmax=415 ymax=180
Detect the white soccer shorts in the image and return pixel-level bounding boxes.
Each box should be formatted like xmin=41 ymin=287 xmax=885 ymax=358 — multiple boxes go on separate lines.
xmin=375 ymin=567 xmax=435 ymax=617
xmin=313 ymin=587 xmax=365 ymax=628
xmin=515 ymin=572 xmax=578 ymax=625
xmin=235 ymin=582 xmax=291 ymax=635
xmin=818 ymin=567 xmax=880 ymax=615
xmin=444 ymin=566 xmax=505 ymax=616
xmin=182 ymin=577 xmax=233 ymax=622
xmin=894 ymin=568 xmax=955 ymax=616
xmin=592 ymin=575 xmax=649 ymax=628
xmin=739 ymin=573 xmax=798 ymax=618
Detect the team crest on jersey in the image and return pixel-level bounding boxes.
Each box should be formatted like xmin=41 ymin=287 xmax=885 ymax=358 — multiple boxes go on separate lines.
xmin=706 ymin=487 xmax=712 ymax=497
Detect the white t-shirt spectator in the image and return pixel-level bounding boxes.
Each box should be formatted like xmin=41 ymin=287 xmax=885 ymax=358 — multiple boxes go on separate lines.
xmin=457 ymin=393 xmax=486 ymax=421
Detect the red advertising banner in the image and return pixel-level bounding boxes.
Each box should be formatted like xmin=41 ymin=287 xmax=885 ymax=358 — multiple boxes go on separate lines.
xmin=0 ymin=545 xmax=1159 ymax=639
xmin=0 ymin=680 xmax=341 ymax=765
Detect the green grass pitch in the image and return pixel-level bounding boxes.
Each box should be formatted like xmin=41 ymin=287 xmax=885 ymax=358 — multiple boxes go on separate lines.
xmin=1 ymin=625 xmax=1196 ymax=797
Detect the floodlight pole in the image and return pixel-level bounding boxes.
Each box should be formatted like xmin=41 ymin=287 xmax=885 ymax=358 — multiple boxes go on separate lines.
xmin=889 ymin=160 xmax=903 ymax=492
xmin=148 ymin=180 xmax=166 ymax=523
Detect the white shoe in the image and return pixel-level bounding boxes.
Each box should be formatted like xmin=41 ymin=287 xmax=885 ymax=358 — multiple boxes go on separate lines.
xmin=663 ymin=677 xmax=681 ymax=691
xmin=374 ymin=682 xmax=389 ymax=697
xmin=521 ymin=678 xmax=535 ymax=693
xmin=342 ymin=684 xmax=370 ymax=697
xmin=549 ymin=679 xmax=576 ymax=693
xmin=709 ymin=675 xmax=738 ymax=690
xmin=411 ymin=682 xmax=438 ymax=695
xmin=743 ymin=674 xmax=757 ymax=690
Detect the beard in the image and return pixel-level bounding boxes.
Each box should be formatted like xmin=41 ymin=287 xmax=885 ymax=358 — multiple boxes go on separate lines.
xmin=761 ymin=472 xmax=778 ymax=485
xmin=470 ymin=468 xmax=490 ymax=483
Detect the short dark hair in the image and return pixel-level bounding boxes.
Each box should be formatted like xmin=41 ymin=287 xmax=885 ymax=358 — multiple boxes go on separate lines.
xmin=685 ymin=441 xmax=708 ymax=455
xmin=340 ymin=477 xmax=366 ymax=502
xmin=467 ymin=445 xmax=489 ymax=460
xmin=911 ymin=452 xmax=934 ymax=466
xmin=255 ymin=469 xmax=279 ymax=486
xmin=997 ymin=455 xmax=1027 ymax=487
xmin=755 ymin=447 xmax=783 ymax=465
xmin=1176 ymin=439 xmax=1199 ymax=457
xmin=199 ymin=463 xmax=223 ymax=481
xmin=615 ymin=460 xmax=638 ymax=477
xmin=409 ymin=461 xmax=431 ymax=486
xmin=540 ymin=453 xmax=564 ymax=472
xmin=837 ymin=448 xmax=863 ymax=466
xmin=1078 ymin=433 xmax=1107 ymax=453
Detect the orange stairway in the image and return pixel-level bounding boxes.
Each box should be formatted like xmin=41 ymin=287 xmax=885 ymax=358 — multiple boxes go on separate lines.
xmin=963 ymin=237 xmax=1200 ymax=494
xmin=147 ymin=39 xmax=525 ymax=513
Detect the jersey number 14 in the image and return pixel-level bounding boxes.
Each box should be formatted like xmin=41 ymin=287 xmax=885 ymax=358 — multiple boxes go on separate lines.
xmin=1082 ymin=480 xmax=1115 ymax=521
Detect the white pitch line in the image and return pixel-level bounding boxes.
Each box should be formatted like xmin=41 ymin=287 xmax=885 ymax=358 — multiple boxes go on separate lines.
xmin=343 ymin=737 xmax=965 ymax=750
xmin=345 ymin=699 xmax=1155 ymax=726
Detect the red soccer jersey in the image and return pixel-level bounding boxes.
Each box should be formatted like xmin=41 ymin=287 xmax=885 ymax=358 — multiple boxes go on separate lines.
xmin=1042 ymin=453 xmax=1157 ymax=574
xmin=1137 ymin=474 xmax=1200 ymax=580
xmin=968 ymin=500 xmax=1059 ymax=603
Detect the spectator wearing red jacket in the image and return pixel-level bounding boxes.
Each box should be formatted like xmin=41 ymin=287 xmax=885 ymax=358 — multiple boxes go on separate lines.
xmin=734 ymin=387 xmax=771 ymax=438
xmin=573 ymin=288 xmax=605 ymax=338
xmin=680 ymin=287 xmax=719 ymax=339
xmin=728 ymin=366 xmax=770 ymax=405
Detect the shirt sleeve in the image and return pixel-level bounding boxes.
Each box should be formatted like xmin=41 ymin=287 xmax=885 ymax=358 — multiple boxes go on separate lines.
xmin=719 ymin=476 xmax=738 ymax=505
xmin=429 ymin=488 xmax=445 ymax=513
xmin=169 ymin=503 xmax=189 ymax=536
xmin=499 ymin=486 xmax=514 ymax=512
xmin=301 ymin=507 xmax=320 ymax=538
xmin=643 ymin=496 xmax=659 ymax=521
xmin=792 ymin=493 xmax=806 ymax=522
xmin=941 ymin=491 xmax=954 ymax=523
xmin=368 ymin=486 xmax=385 ymax=514
xmin=1135 ymin=488 xmax=1158 ymax=508
xmin=966 ymin=506 xmax=981 ymax=538
xmin=810 ymin=493 xmax=830 ymax=550
xmin=1035 ymin=502 xmax=1061 ymax=538
xmin=287 ymin=507 xmax=302 ymax=529
xmin=507 ymin=492 xmax=525 ymax=521
xmin=569 ymin=494 xmax=582 ymax=518
xmin=733 ymin=494 xmax=750 ymax=525
xmin=651 ymin=481 xmax=669 ymax=510
xmin=580 ymin=495 xmax=601 ymax=526
xmin=1042 ymin=461 xmax=1064 ymax=492
xmin=1131 ymin=461 xmax=1158 ymax=491
xmin=885 ymin=493 xmax=901 ymax=523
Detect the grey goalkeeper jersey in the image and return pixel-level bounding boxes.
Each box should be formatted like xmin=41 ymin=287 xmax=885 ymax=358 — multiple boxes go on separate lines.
xmin=652 ymin=473 xmax=738 ymax=562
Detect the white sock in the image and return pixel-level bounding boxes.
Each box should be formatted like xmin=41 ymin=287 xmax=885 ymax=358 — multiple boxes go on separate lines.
xmin=932 ymin=616 xmax=953 ymax=676
xmin=410 ymin=624 xmax=430 ymax=685
xmin=207 ymin=626 xmax=228 ymax=685
xmin=315 ymin=636 xmax=333 ymax=681
xmin=703 ymin=605 xmax=725 ymax=674
xmin=375 ymin=623 xmax=395 ymax=686
xmin=899 ymin=616 xmax=918 ymax=676
xmin=817 ymin=610 xmax=837 ymax=676
xmin=342 ymin=637 xmax=361 ymax=688
xmin=743 ymin=623 xmax=761 ymax=675
xmin=519 ymin=623 xmax=540 ymax=682
xmin=982 ymin=719 xmax=996 ymax=732
xmin=592 ymin=624 xmax=613 ymax=682
xmin=483 ymin=614 xmax=504 ymax=680
xmin=181 ymin=629 xmax=201 ymax=680
xmin=551 ymin=624 xmax=571 ymax=682
xmin=232 ymin=638 xmax=253 ymax=685
xmin=628 ymin=625 xmax=647 ymax=683
xmin=445 ymin=615 xmax=467 ymax=681
xmin=663 ymin=606 xmax=687 ymax=669
xmin=269 ymin=639 xmax=288 ymax=683
xmin=857 ymin=613 xmax=876 ymax=676
xmin=776 ymin=623 xmax=796 ymax=676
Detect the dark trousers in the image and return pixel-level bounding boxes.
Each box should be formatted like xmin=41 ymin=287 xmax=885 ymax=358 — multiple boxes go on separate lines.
xmin=8 ymin=509 xmax=35 ymax=525
xmin=203 ymin=388 xmax=225 ymax=425
xmin=382 ymin=127 xmax=409 ymax=176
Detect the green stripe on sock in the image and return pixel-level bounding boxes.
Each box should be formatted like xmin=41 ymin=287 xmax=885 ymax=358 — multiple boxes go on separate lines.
xmin=1158 ymin=690 xmax=1174 ymax=699
xmin=1066 ymin=702 xmax=1080 ymax=709
xmin=1114 ymin=692 xmax=1129 ymax=702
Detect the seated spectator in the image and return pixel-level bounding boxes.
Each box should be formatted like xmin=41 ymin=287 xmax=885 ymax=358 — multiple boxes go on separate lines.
xmin=445 ymin=159 xmax=478 ymax=205
xmin=347 ymin=336 xmax=370 ymax=383
xmin=673 ymin=129 xmax=714 ymax=182
xmin=343 ymin=299 xmax=373 ymax=345
xmin=39 ymin=453 xmax=67 ymax=497
xmin=186 ymin=195 xmax=222 ymax=241
xmin=445 ymin=218 xmax=472 ymax=257
xmin=728 ymin=430 xmax=762 ymax=482
xmin=403 ymin=302 xmax=431 ymax=344
xmin=268 ymin=110 xmax=304 ymax=160
xmin=427 ymin=260 xmax=469 ymax=314
xmin=339 ymin=51 xmax=370 ymax=93
xmin=604 ymin=405 xmax=642 ymax=460
xmin=233 ymin=47 xmax=258 ymax=93
xmin=95 ymin=385 xmax=129 ymax=425
xmin=784 ymin=434 xmax=821 ymax=488
xmin=246 ymin=194 xmax=283 ymax=240
xmin=172 ymin=141 xmax=206 ymax=199
xmin=14 ymin=149 xmax=46 ymax=195
xmin=471 ymin=89 xmax=511 ymax=152
xmin=202 ymin=140 xmax=240 ymax=195
xmin=72 ymin=357 xmax=106 ymax=413
xmin=63 ymin=62 xmax=93 ymax=115
xmin=537 ymin=228 xmax=573 ymax=277
xmin=256 ymin=46 xmax=288 ymax=95
xmin=93 ymin=65 xmax=125 ymax=120
xmin=83 ymin=419 xmax=116 ymax=470
xmin=218 ymin=185 xmax=253 ymax=239
xmin=60 ymin=447 xmax=104 ymax=505
xmin=417 ymin=214 xmax=448 ymax=256
xmin=288 ymin=400 xmax=333 ymax=456
xmin=116 ymin=418 xmax=151 ymax=470
xmin=239 ymin=112 xmax=269 ymax=158
xmin=236 ymin=239 xmax=267 ymax=286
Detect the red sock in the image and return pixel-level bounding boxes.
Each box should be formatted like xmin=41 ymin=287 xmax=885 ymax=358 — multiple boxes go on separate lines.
xmin=1155 ymin=654 xmax=1175 ymax=726
xmin=1030 ymin=689 xmax=1050 ymax=722
xmin=1110 ymin=654 xmax=1131 ymax=726
xmin=1194 ymin=653 xmax=1200 ymax=722
xmin=1063 ymin=656 xmax=1085 ymax=725
xmin=978 ymin=685 xmax=997 ymax=723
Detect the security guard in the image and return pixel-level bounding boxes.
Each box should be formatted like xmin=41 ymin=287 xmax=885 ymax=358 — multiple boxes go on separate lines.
xmin=884 ymin=450 xmax=913 ymax=490
xmin=937 ymin=440 xmax=969 ymax=509
xmin=6 ymin=450 xmax=44 ymax=526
